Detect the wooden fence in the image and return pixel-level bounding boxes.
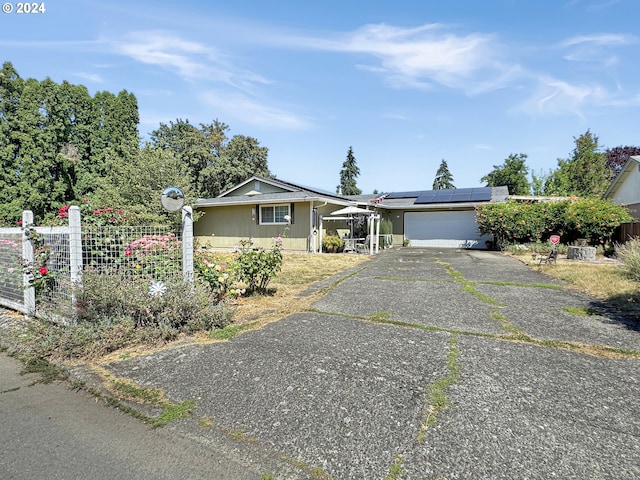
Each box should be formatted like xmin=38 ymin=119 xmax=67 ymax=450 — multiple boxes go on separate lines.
xmin=617 ymin=222 xmax=640 ymax=243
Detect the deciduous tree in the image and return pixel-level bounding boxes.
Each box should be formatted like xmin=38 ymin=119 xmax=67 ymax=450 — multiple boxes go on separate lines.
xmin=605 ymin=145 xmax=640 ymax=178
xmin=480 ymin=153 xmax=530 ymax=195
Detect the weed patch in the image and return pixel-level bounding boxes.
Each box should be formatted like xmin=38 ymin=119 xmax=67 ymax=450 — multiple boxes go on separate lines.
xmin=209 ymin=321 xmax=259 ymax=341
xmin=418 ymin=334 xmax=460 ymax=442
xmin=16 ymin=354 xmax=67 ymax=384
xmin=563 ymin=306 xmax=600 ymax=316
xmin=383 ymin=454 xmax=404 ymax=480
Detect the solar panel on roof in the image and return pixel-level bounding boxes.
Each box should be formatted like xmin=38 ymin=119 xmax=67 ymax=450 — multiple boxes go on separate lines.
xmin=414 ymin=187 xmax=493 ymax=204
xmin=385 ymin=190 xmax=428 ymax=199
xmin=388 ymin=187 xmax=493 ymax=203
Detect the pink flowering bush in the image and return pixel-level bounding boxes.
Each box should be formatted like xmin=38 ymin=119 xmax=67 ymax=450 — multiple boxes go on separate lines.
xmin=194 ymin=252 xmax=245 ymax=301
xmin=124 ymin=234 xmax=182 ymax=279
xmin=233 ymin=237 xmax=283 ymax=293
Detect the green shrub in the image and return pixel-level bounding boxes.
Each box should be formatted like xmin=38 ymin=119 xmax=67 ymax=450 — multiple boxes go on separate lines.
xmin=75 ymin=270 xmax=232 ymax=331
xmin=616 ymin=237 xmax=640 ymax=282
xmin=233 ymin=238 xmax=283 ymax=293
xmin=322 ymin=235 xmax=344 ymax=253
xmin=476 ymin=199 xmax=632 ymax=248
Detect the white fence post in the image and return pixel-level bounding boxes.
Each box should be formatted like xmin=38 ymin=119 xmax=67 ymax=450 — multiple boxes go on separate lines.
xmin=68 ymin=206 xmax=82 ymax=319
xmin=22 ymin=210 xmax=36 ymax=316
xmin=182 ymin=206 xmax=194 ymax=283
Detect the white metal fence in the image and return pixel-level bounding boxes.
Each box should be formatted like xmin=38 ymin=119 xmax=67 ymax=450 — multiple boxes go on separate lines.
xmin=0 ymin=206 xmax=194 ymax=320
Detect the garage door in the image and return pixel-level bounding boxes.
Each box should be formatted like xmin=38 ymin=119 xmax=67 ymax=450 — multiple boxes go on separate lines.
xmin=405 ymin=211 xmax=488 ymax=248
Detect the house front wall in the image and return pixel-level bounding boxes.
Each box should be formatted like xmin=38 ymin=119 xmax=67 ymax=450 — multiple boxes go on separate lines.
xmin=608 ymin=167 xmax=640 ymax=219
xmin=195 ymin=202 xmax=312 ymax=251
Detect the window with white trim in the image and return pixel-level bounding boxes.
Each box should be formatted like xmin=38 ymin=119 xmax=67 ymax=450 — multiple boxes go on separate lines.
xmin=260 ymin=204 xmax=290 ymax=224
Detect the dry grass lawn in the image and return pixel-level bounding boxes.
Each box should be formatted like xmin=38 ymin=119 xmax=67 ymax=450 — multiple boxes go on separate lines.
xmin=512 ymin=254 xmax=640 ymax=318
xmin=231 ymin=253 xmax=373 ymax=326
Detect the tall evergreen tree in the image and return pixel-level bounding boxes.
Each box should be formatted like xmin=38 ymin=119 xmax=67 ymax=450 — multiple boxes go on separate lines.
xmin=432 ymin=159 xmax=455 ymax=189
xmin=0 ymin=62 xmax=140 ymax=222
xmin=337 ymin=146 xmax=361 ymax=195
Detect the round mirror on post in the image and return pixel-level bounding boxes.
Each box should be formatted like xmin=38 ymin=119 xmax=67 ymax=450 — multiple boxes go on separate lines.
xmin=160 ymin=186 xmax=185 ymax=212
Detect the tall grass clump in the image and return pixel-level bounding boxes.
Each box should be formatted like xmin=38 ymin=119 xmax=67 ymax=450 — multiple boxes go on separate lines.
xmin=616 ymin=237 xmax=640 ymax=282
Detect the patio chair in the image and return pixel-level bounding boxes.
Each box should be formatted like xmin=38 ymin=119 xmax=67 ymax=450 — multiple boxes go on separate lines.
xmin=538 ymin=247 xmax=558 ymax=265
xmin=356 ymin=236 xmax=370 ymax=254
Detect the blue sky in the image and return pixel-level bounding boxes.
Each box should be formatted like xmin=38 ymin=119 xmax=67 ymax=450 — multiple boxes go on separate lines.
xmin=2 ymin=0 xmax=639 ymax=194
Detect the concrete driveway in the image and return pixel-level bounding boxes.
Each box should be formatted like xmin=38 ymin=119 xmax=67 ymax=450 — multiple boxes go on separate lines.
xmin=86 ymin=249 xmax=640 ymax=478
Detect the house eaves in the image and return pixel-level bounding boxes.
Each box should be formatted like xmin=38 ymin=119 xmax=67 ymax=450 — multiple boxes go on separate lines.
xmin=603 ymin=156 xmax=640 ymax=199
xmin=195 ymin=191 xmax=354 ymax=208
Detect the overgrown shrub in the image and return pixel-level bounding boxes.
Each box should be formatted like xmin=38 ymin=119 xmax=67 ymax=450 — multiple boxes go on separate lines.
xmin=19 ymin=271 xmax=234 ymax=360
xmin=476 ymin=199 xmax=632 ymax=247
xmin=75 ymin=270 xmax=232 ymax=331
xmin=616 ymin=237 xmax=640 ymax=282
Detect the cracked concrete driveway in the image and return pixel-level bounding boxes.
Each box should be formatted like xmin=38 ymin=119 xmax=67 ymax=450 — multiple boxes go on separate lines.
xmin=87 ymin=249 xmax=640 ymax=478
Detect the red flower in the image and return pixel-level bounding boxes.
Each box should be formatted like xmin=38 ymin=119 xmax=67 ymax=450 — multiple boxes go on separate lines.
xmin=125 ymin=251 xmax=132 ymax=257
xmin=39 ymin=266 xmax=48 ymax=275
xmin=17 ymin=220 xmax=22 ymax=226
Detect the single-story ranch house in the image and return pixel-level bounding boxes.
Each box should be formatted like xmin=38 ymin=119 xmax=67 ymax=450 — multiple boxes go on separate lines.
xmin=194 ymin=176 xmax=509 ymax=252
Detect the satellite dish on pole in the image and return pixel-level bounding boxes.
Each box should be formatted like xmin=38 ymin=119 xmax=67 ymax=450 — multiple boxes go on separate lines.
xmin=160 ymin=186 xmax=185 ymax=212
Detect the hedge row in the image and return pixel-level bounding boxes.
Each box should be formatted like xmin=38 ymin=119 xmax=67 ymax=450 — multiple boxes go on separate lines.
xmin=475 ymin=198 xmax=633 ymax=246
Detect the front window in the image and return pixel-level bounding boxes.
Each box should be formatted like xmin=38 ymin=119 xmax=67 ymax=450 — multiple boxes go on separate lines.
xmin=260 ymin=204 xmax=290 ymax=224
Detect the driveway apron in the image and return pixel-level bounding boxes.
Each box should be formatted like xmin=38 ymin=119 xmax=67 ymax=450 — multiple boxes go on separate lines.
xmin=104 ymin=248 xmax=640 ymax=480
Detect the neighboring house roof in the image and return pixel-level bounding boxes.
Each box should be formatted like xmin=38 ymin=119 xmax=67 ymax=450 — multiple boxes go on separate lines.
xmin=372 ymin=186 xmax=509 ymax=210
xmin=195 ymin=175 xmax=354 ymax=208
xmin=603 ymin=155 xmax=640 ymax=199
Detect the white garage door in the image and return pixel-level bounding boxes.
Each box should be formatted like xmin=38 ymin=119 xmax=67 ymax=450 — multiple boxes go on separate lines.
xmin=405 ymin=211 xmax=488 ymax=248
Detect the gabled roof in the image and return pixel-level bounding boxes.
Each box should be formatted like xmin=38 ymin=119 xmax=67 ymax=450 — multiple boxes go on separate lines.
xmin=196 ymin=175 xmax=354 ymax=208
xmin=603 ymin=156 xmax=640 ymax=199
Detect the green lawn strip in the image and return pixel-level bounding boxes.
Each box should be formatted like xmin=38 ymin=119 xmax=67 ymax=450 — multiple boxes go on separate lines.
xmin=417 ymin=334 xmax=460 ymax=442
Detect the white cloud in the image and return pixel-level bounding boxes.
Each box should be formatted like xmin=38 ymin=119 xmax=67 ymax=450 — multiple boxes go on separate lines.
xmin=292 ymin=23 xmax=511 ymax=92
xmin=111 ymin=31 xmax=215 ymax=80
xmin=559 ymin=33 xmax=636 ymax=48
xmin=517 ymin=76 xmax=608 ymax=116
xmin=200 ymin=91 xmax=310 ymax=130
xmin=73 ymin=72 xmax=104 ymax=83
xmin=109 ymin=30 xmax=270 ymax=90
